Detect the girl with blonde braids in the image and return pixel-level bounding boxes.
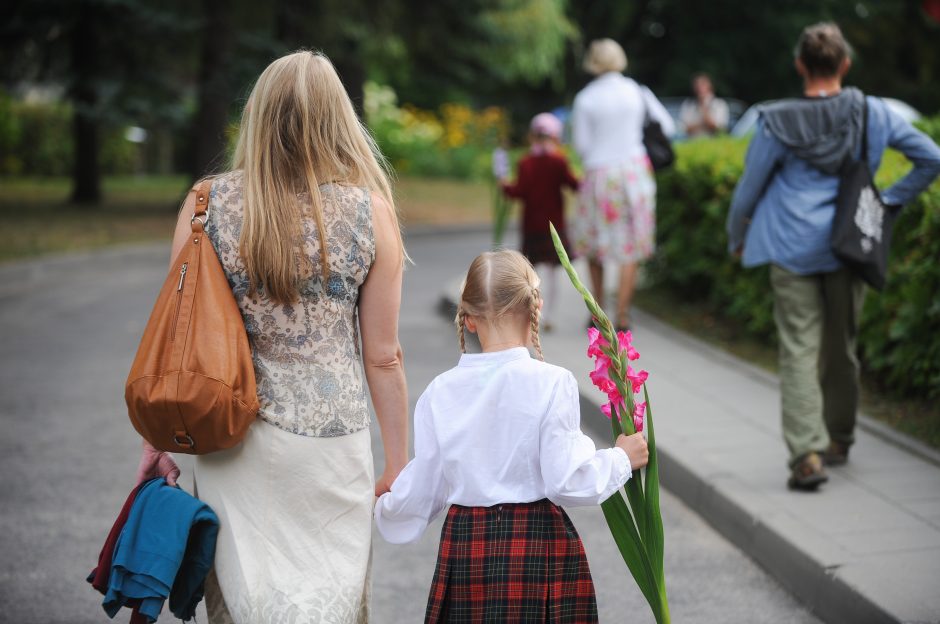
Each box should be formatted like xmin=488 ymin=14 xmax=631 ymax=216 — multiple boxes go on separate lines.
xmin=375 ymin=249 xmax=648 ymax=623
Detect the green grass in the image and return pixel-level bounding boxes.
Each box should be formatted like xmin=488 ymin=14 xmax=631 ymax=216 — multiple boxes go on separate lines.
xmin=395 ymin=176 xmax=493 ymax=226
xmin=634 ymin=284 xmax=940 ymax=450
xmin=0 ymin=174 xmax=493 ymax=263
xmin=0 ymin=175 xmax=190 ymax=262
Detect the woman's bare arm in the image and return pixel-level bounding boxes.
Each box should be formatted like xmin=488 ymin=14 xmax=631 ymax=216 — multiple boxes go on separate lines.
xmin=359 ymin=192 xmax=409 ymax=496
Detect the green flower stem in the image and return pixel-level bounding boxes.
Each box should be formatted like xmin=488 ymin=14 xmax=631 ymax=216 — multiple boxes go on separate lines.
xmin=491 ymin=180 xmax=511 ymax=246
xmin=642 ymin=384 xmax=668 ymax=614
xmin=551 ymin=222 xmax=670 ymax=624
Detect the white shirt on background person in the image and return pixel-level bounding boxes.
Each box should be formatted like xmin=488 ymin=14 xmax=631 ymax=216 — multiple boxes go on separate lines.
xmin=679 ymin=95 xmax=730 ymax=137
xmin=572 ymin=72 xmax=675 ymax=171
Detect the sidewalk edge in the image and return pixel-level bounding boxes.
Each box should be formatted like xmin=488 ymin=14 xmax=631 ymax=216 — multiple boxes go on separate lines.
xmin=650 ymin=434 xmax=897 ymax=624
xmin=630 ymin=306 xmax=940 ymax=469
xmin=437 ymin=281 xmax=907 ymax=624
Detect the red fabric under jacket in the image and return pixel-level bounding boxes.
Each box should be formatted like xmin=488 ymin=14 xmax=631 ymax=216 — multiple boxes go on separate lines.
xmin=88 ymin=482 xmax=148 ymax=624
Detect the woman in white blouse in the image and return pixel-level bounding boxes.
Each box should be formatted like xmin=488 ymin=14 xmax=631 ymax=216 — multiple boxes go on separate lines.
xmin=571 ymin=38 xmax=674 ymax=330
xmin=375 ymin=250 xmax=648 ymax=622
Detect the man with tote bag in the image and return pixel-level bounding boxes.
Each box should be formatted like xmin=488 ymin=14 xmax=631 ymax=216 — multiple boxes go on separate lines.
xmin=726 ymin=22 xmax=940 ymax=490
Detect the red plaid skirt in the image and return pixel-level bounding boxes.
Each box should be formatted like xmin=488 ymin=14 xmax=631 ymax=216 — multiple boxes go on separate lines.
xmin=425 ymin=499 xmax=598 ymax=623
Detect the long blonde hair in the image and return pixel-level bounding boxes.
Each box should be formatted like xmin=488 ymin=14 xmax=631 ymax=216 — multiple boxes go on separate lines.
xmin=455 ymin=250 xmax=544 ymax=361
xmin=232 ymin=50 xmax=400 ymax=303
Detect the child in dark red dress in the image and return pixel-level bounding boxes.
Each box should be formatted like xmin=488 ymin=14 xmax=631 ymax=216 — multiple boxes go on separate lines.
xmin=501 ymin=113 xmax=579 ymax=331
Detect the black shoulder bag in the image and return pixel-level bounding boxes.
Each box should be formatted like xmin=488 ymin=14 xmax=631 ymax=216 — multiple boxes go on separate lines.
xmin=640 ymin=87 xmax=675 ymax=171
xmin=830 ymin=97 xmax=900 ymax=290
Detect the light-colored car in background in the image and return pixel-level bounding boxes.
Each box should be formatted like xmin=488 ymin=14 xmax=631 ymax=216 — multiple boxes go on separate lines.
xmin=729 ymin=97 xmax=923 ymax=137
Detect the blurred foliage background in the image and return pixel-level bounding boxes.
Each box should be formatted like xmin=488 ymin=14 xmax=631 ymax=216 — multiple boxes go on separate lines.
xmin=2 ymin=0 xmax=939 ymax=198
xmin=0 ymin=0 xmax=938 ymax=428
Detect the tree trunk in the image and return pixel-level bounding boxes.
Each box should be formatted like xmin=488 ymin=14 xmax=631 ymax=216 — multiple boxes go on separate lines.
xmin=70 ymin=7 xmax=101 ymax=205
xmin=334 ymin=37 xmax=366 ymax=120
xmin=191 ymin=0 xmax=235 ymax=179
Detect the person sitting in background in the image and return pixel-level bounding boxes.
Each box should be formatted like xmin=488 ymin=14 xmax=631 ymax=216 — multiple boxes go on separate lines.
xmin=726 ymin=22 xmax=940 ymax=491
xmin=679 ymin=73 xmax=729 ymax=138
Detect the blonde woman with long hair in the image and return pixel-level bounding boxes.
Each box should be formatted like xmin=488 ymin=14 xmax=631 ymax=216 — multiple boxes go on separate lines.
xmin=135 ymin=51 xmax=409 ymax=622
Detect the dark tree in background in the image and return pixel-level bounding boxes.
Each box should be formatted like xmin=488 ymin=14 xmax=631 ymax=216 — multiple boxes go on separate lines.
xmin=1 ymin=0 xmax=197 ymax=203
xmin=562 ymin=0 xmax=940 ymax=111
xmin=192 ymin=0 xmax=237 ymax=179
xmin=69 ymin=5 xmax=101 ymax=203
xmin=1 ymin=0 xmax=939 ymax=201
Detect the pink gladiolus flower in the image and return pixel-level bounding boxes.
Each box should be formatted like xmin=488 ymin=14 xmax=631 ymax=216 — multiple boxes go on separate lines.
xmin=594 ymin=374 xmax=618 ymax=399
xmin=633 ymin=401 xmax=647 ymax=433
xmin=617 ymin=330 xmax=640 ymax=361
xmin=590 ymin=356 xmax=623 ymax=404
xmin=587 ymin=327 xmax=608 ymax=358
xmin=589 ymin=355 xmax=609 ymax=383
xmin=626 ymin=365 xmax=649 ymax=394
xmin=602 ymin=401 xmax=624 ymax=422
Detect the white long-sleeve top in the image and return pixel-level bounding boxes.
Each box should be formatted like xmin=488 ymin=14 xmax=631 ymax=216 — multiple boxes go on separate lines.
xmin=374 ymin=347 xmax=632 ymax=544
xmin=572 ymin=72 xmax=675 ymax=171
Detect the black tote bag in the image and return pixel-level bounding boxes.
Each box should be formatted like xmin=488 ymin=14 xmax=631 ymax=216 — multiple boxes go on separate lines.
xmin=640 ymin=87 xmax=675 ymax=171
xmin=830 ymin=98 xmax=900 ymax=290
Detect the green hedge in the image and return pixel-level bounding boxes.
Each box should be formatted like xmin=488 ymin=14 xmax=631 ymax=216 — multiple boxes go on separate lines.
xmin=651 ymin=117 xmax=940 ymax=399
xmin=0 ymin=92 xmax=137 ymax=177
xmin=364 ymin=82 xmax=507 ymax=180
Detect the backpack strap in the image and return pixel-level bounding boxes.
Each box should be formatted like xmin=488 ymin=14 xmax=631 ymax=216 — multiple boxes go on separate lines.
xmin=859 ymin=96 xmax=869 ymax=164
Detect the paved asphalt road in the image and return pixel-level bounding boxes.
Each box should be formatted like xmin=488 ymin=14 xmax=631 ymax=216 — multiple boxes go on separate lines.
xmin=0 ymin=229 xmax=820 ymax=623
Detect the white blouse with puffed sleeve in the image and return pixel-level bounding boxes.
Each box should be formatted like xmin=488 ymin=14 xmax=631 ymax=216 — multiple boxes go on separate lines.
xmin=374 ymin=347 xmax=631 ymax=544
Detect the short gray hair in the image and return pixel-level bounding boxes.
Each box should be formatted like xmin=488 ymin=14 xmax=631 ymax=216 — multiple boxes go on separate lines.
xmin=583 ymin=39 xmax=627 ymax=76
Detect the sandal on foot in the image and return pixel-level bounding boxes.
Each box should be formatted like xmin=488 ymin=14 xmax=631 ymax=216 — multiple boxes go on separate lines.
xmin=787 ymin=452 xmax=828 ymax=491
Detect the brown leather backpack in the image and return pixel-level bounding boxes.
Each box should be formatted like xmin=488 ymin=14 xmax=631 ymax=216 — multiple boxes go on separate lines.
xmin=125 ymin=180 xmax=259 ymax=454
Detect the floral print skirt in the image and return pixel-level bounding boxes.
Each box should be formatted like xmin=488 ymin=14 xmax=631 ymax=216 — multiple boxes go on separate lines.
xmin=573 ymin=156 xmax=656 ymax=264
xmin=195 ymin=422 xmax=374 ymax=624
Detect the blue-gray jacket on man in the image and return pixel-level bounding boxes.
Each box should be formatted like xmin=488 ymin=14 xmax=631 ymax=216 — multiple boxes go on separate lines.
xmin=727 ymin=90 xmax=940 ymax=275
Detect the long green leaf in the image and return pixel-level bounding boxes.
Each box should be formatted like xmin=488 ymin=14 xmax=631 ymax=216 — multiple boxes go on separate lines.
xmin=610 ymin=404 xmax=647 ymax=537
xmin=551 ymin=222 xmax=669 ymax=622
xmin=643 ymin=385 xmax=666 ymax=599
xmin=600 ymin=493 xmax=659 ymax=615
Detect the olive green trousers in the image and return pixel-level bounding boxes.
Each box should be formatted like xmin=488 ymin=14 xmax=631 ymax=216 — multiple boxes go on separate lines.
xmin=769 ymin=265 xmax=866 ymax=466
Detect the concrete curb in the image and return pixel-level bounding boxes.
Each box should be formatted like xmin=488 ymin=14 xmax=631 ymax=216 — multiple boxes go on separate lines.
xmin=437 ymin=280 xmax=933 ymax=624
xmin=631 ymin=308 xmax=940 ymax=471
xmin=650 ymin=436 xmax=896 ymax=624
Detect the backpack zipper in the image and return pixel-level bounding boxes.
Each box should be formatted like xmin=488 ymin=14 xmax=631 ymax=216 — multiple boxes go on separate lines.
xmin=170 ymin=262 xmax=188 ymax=341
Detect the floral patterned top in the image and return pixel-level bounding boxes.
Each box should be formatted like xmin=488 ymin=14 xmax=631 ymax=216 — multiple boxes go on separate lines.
xmin=206 ymin=170 xmax=375 ymax=438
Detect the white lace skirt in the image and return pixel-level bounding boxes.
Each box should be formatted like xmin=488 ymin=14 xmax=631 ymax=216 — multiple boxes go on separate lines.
xmin=195 ymin=421 xmax=374 ymax=624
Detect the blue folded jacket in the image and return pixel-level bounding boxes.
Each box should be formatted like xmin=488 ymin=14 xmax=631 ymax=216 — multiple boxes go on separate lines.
xmin=103 ymin=478 xmax=219 ymax=622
